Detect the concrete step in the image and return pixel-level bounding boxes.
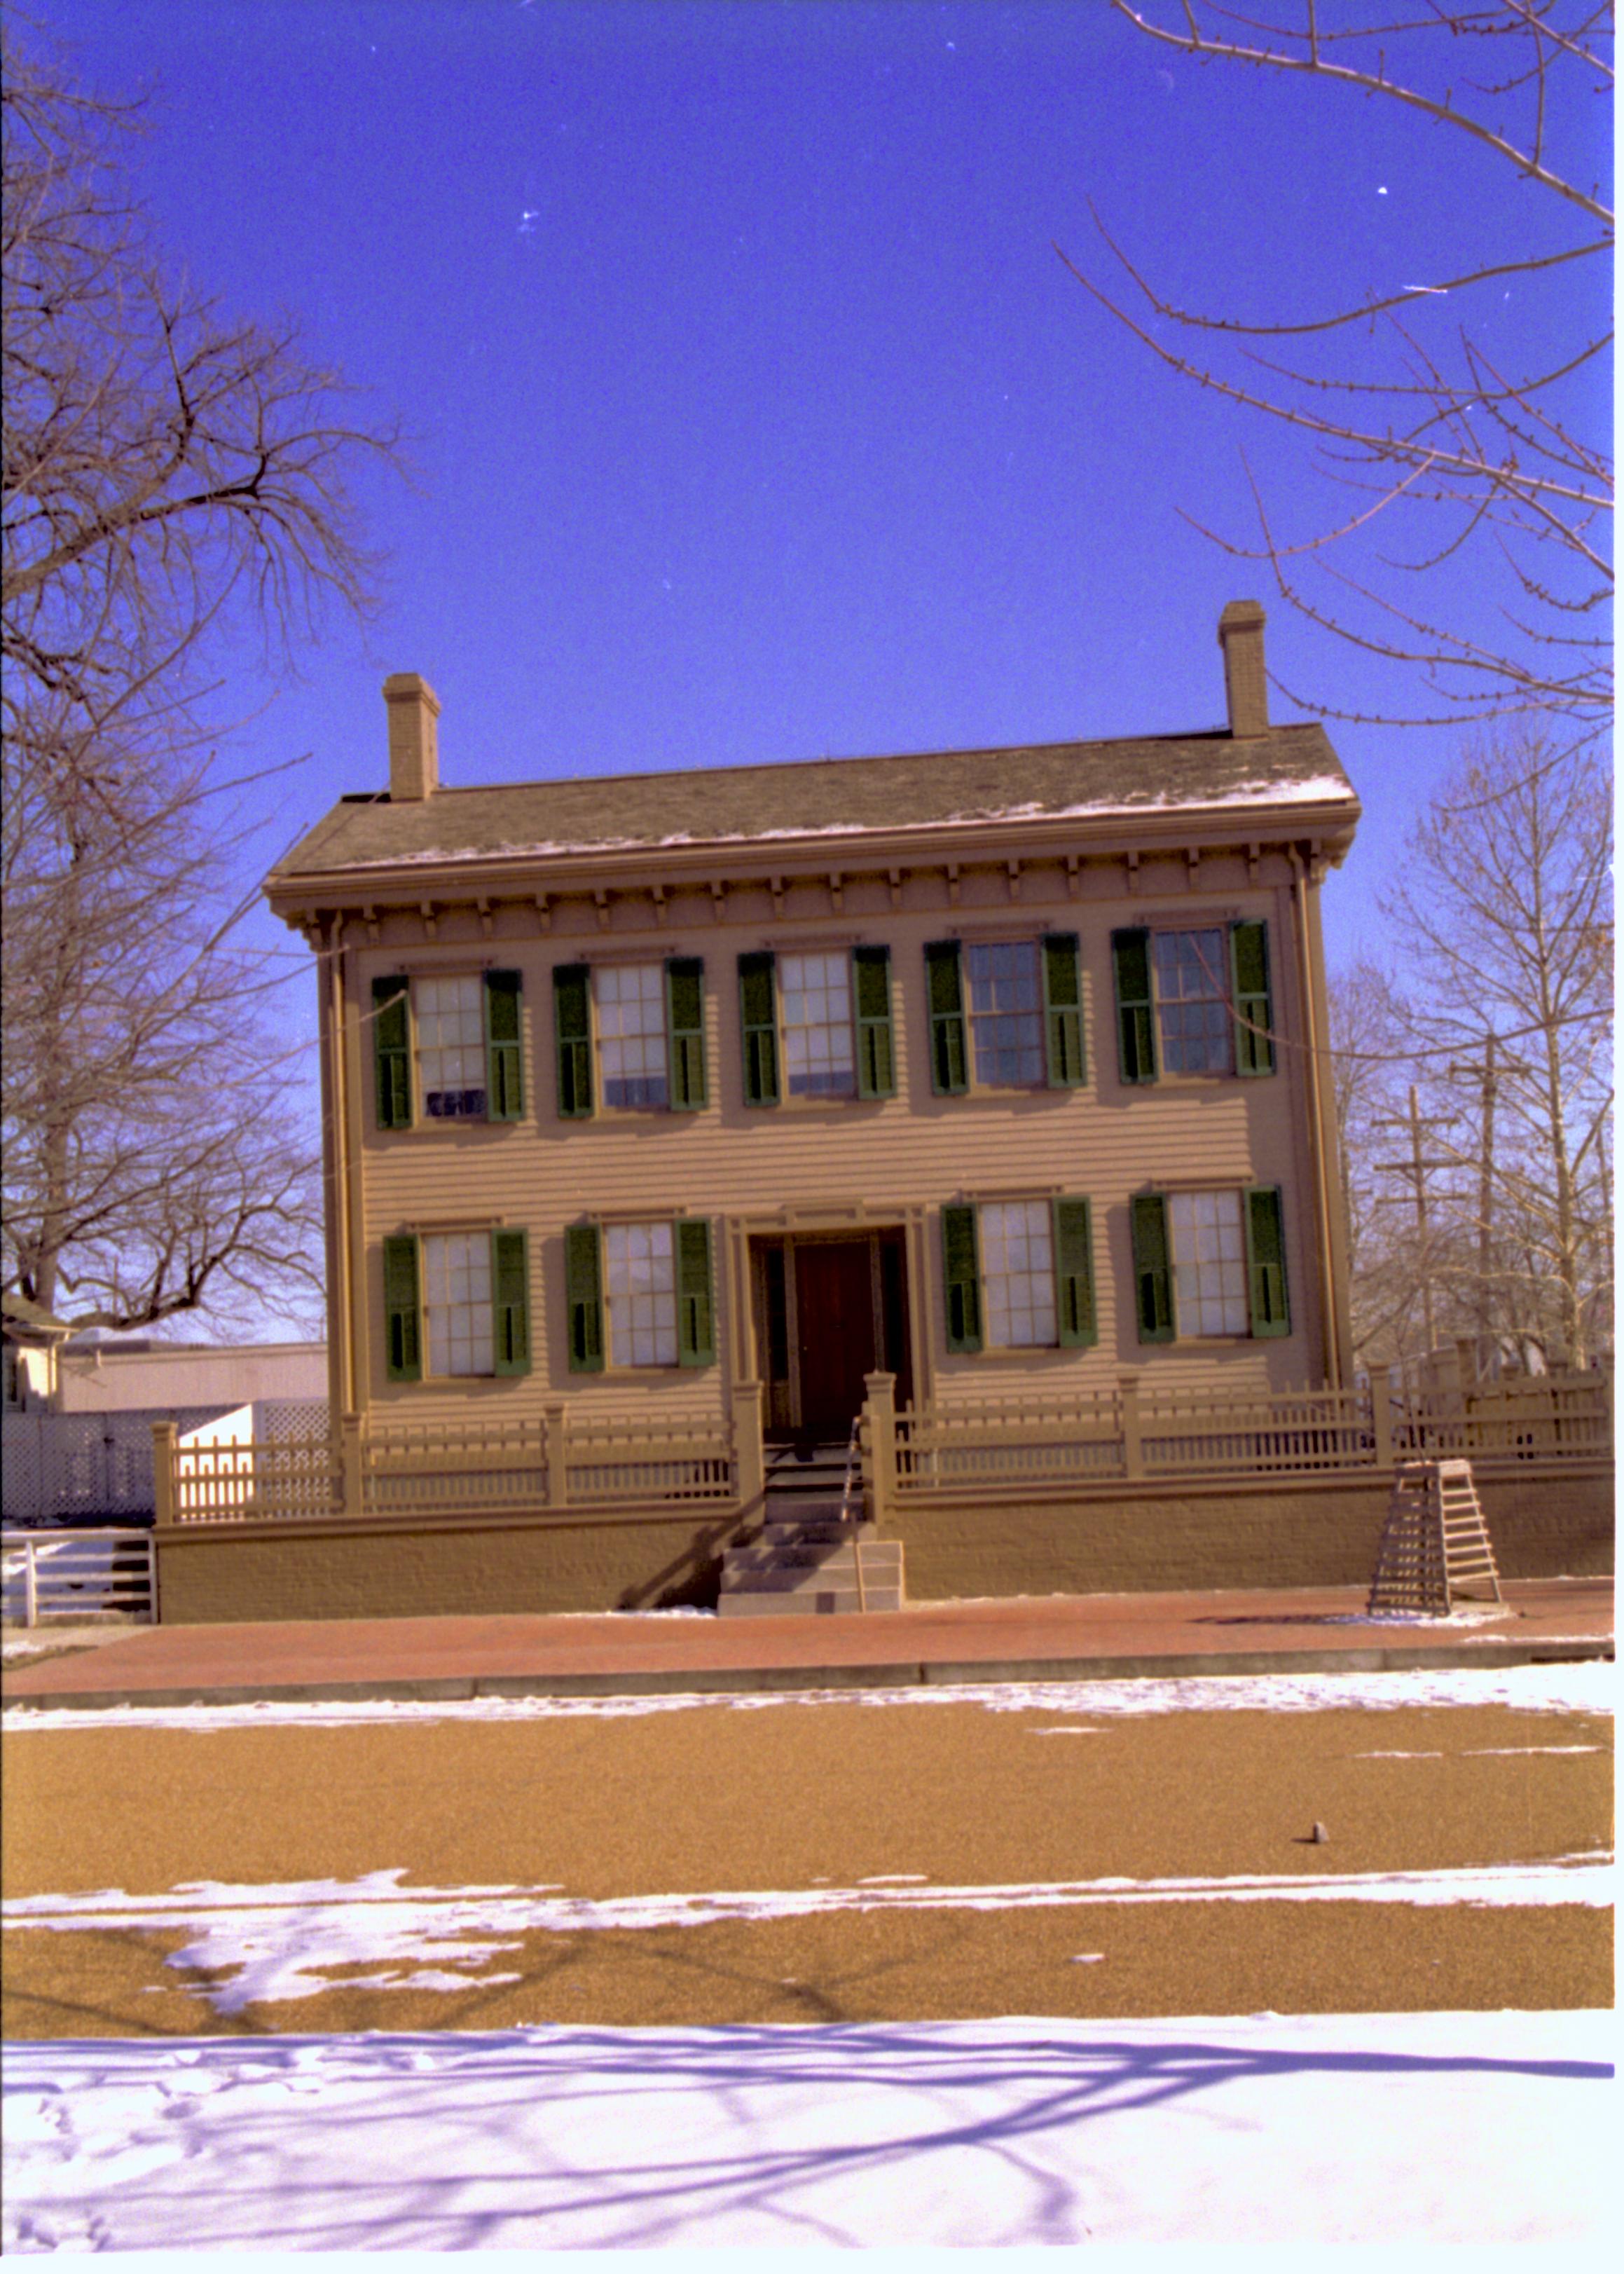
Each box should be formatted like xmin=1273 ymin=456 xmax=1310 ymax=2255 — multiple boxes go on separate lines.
xmin=760 ymin=1518 xmax=876 ymax=1547
xmin=718 ymin=1583 xmax=904 ymax=1617
xmin=723 ymin=1543 xmax=902 ymax=1580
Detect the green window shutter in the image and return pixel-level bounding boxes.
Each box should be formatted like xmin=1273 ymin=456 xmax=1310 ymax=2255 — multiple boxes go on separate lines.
xmin=1246 ymin=1186 xmax=1292 ymax=1337
xmin=925 ymin=940 xmax=968 ymax=1095
xmin=675 ymin=1218 xmax=716 ymax=1367
xmin=853 ymin=945 xmax=896 ymax=1099
xmin=484 ymin=971 xmax=524 ymax=1121
xmin=1130 ymin=1193 xmax=1176 ymax=1343
xmin=1052 ymin=1197 xmax=1097 ymax=1348
xmin=553 ymin=964 xmax=593 ymax=1118
xmin=738 ymin=952 xmax=779 ymax=1106
xmin=373 ymin=977 xmax=413 ymax=1130
xmin=1230 ymin=920 xmax=1275 ymax=1076
xmin=941 ymin=1203 xmax=982 ymax=1353
xmin=383 ymin=1234 xmax=422 ymax=1381
xmin=1042 ymin=933 xmax=1086 ymax=1088
xmin=665 ymin=958 xmax=707 ymax=1111
xmin=565 ymin=1223 xmax=604 ymax=1373
xmin=491 ymin=1228 xmax=532 ymax=1375
xmin=1112 ymin=930 xmax=1157 ymax=1085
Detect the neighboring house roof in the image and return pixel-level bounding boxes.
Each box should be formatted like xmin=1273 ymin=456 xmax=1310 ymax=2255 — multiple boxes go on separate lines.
xmin=268 ymin=721 xmax=1358 ymax=886
xmin=1 ymin=1292 xmax=72 ymax=1346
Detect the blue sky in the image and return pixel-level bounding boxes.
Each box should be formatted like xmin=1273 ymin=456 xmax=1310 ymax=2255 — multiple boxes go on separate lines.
xmin=24 ymin=1 xmax=1611 ymax=1041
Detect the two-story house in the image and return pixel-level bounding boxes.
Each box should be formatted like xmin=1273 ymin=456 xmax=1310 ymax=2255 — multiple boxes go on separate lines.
xmin=229 ymin=600 xmax=1366 ymax=1619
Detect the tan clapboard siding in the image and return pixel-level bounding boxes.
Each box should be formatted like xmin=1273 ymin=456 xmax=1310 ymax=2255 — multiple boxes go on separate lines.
xmin=352 ymin=875 xmax=1329 ymax=1420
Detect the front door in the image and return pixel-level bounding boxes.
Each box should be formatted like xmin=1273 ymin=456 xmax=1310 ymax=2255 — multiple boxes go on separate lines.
xmin=794 ymin=1240 xmax=877 ymax=1440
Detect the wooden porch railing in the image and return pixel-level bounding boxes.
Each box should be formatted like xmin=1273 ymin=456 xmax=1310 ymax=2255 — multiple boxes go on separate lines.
xmin=156 ymin=1406 xmax=741 ymax=1528
xmin=152 ymin=1362 xmax=1611 ymax=1531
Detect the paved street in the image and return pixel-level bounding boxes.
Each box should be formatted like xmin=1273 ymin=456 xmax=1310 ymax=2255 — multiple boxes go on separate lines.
xmin=4 ymin=1668 xmax=1611 ymax=2038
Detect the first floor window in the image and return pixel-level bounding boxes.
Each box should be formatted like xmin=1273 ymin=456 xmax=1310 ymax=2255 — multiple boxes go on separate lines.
xmin=605 ymin=1221 xmax=678 ymax=1367
xmin=780 ymin=951 xmax=856 ymax=1098
xmin=1131 ymin=1186 xmax=1291 ymax=1343
xmin=424 ymin=1232 xmax=494 ymax=1375
xmin=979 ymin=1200 xmax=1057 ymax=1348
xmin=566 ymin=1217 xmax=717 ymax=1373
xmin=942 ymin=1196 xmax=1096 ymax=1355
xmin=417 ymin=975 xmax=488 ymax=1118
xmin=596 ymin=964 xmax=669 ymax=1109
xmin=383 ymin=1228 xmax=530 ymax=1382
xmin=965 ymin=940 xmax=1044 ymax=1086
xmin=1168 ymin=1190 xmax=1248 ymax=1336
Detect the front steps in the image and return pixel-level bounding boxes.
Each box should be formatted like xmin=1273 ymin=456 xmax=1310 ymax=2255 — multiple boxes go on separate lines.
xmin=719 ymin=1440 xmax=906 ymax=1616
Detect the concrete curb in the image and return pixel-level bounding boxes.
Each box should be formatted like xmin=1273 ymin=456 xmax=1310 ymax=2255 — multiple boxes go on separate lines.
xmin=1 ymin=1634 xmax=1611 ymax=1714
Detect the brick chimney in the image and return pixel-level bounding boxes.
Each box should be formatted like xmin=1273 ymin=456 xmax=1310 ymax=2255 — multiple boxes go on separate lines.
xmin=383 ymin=672 xmax=441 ymax=800
xmin=1217 ymin=600 xmax=1269 ymax=739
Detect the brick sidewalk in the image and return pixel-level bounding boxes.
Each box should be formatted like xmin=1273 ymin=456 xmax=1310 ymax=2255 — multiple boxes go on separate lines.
xmin=1 ymin=1577 xmax=1611 ymax=1711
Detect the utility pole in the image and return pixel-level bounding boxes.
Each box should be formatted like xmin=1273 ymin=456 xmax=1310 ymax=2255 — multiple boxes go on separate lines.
xmin=1372 ymin=1085 xmax=1459 ymax=1356
xmin=1446 ymin=1034 xmax=1499 ymax=1346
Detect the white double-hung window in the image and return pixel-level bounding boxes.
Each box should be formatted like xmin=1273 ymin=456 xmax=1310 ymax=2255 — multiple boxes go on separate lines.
xmin=1152 ymin=930 xmax=1232 ymax=1076
xmin=596 ymin=964 xmax=670 ymax=1109
xmin=1129 ymin=1186 xmax=1291 ymax=1344
xmin=421 ymin=1232 xmax=494 ymax=1376
xmin=779 ymin=952 xmax=857 ymax=1098
xmin=965 ymin=941 xmax=1045 ymax=1086
xmin=1168 ymin=1191 xmax=1249 ymax=1336
xmin=979 ymin=1200 xmax=1059 ymax=1347
xmin=604 ymin=1221 xmax=679 ymax=1367
xmin=416 ymin=975 xmax=489 ymax=1119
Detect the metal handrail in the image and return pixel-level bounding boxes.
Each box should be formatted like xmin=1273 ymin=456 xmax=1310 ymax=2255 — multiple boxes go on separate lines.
xmin=841 ymin=1419 xmax=867 ymax=1615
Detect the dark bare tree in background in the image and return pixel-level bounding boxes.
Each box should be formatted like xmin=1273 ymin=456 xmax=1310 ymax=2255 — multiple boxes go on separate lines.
xmin=2 ymin=25 xmax=397 ymax=1333
xmin=1076 ymin=4 xmax=1612 ymax=731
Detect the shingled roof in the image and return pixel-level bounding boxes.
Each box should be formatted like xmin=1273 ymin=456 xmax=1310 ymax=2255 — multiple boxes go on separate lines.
xmin=270 ymin=720 xmax=1358 ymax=884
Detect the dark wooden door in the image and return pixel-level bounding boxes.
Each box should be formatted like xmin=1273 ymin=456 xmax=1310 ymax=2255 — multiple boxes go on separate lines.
xmin=794 ymin=1240 xmax=877 ymax=1439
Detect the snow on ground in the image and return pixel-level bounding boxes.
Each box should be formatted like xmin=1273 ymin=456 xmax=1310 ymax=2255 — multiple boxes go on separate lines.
xmin=4 ymin=2013 xmax=1613 ymax=2250
xmin=5 ymin=1858 xmax=1612 ymax=2017
xmin=2 ymin=1657 xmax=1614 ymax=1734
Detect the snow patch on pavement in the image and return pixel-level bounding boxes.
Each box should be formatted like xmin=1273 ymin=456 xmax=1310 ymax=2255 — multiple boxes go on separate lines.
xmin=3 ymin=2014 xmax=1612 ymax=2248
xmin=6 ymin=1857 xmax=1611 ymax=2016
xmin=3 ymin=1657 xmax=1613 ymax=1733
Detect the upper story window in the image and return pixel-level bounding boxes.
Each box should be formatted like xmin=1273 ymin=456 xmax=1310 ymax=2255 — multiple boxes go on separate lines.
xmin=781 ymin=951 xmax=858 ymax=1098
xmin=1151 ymin=930 xmax=1232 ymax=1075
xmin=966 ymin=943 xmax=1045 ymax=1086
xmin=1131 ymin=1186 xmax=1290 ymax=1344
xmin=417 ymin=976 xmax=489 ymax=1118
xmin=1113 ymin=922 xmax=1274 ymax=1085
xmin=554 ymin=959 xmax=706 ymax=1119
xmin=596 ymin=965 xmax=670 ymax=1109
xmin=373 ymin=971 xmax=524 ymax=1132
xmin=738 ymin=947 xmax=894 ymax=1107
xmin=926 ymin=935 xmax=1085 ymax=1096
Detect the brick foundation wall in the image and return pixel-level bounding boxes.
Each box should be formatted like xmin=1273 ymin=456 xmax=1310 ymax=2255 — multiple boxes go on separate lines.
xmin=890 ymin=1463 xmax=1613 ymax=1603
xmin=156 ymin=1507 xmax=752 ymax=1626
xmin=155 ymin=1462 xmax=1611 ymax=1624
